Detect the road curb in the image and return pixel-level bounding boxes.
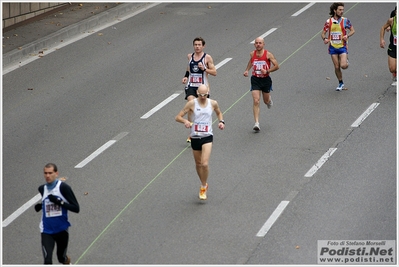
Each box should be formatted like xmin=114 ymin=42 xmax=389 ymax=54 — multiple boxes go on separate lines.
xmin=3 ymin=3 xmax=148 ymax=68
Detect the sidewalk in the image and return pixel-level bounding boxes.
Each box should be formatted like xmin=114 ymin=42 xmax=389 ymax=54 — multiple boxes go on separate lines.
xmin=2 ymin=2 xmax=149 ymax=68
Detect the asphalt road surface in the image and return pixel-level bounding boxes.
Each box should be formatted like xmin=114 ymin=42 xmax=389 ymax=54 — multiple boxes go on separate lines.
xmin=2 ymin=2 xmax=396 ymax=265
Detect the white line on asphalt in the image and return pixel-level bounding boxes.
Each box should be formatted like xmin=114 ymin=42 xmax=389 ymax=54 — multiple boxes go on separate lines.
xmin=215 ymin=57 xmax=232 ymax=69
xmin=75 ymin=140 xmax=116 ymax=168
xmin=256 ymin=201 xmax=289 ymax=237
xmin=304 ymin=148 xmax=337 ymax=177
xmin=2 ymin=194 xmax=42 ymax=227
xmin=250 ymin=28 xmax=277 ymax=43
xmin=351 ymin=103 xmax=380 ymax=127
xmin=3 ymin=134 xmax=128 ymax=227
xmin=291 ymin=2 xmax=316 ymax=16
xmin=141 ymin=93 xmax=180 ymax=119
xmin=75 ymin=132 xmax=128 ymax=168
xmin=140 ymin=58 xmax=233 ymax=119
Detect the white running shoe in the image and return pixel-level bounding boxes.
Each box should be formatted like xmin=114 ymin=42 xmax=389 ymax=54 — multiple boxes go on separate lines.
xmin=253 ymin=122 xmax=260 ymax=132
xmin=266 ymin=99 xmax=273 ymax=109
xmin=336 ymin=82 xmax=344 ymax=91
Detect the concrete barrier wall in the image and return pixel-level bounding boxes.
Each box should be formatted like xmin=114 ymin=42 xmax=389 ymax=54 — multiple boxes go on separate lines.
xmin=3 ymin=2 xmax=68 ymax=29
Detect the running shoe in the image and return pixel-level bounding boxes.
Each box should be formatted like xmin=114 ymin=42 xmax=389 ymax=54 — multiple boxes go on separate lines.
xmin=336 ymin=82 xmax=344 ymax=91
xmin=266 ymin=99 xmax=273 ymax=109
xmin=392 ymin=81 xmax=397 ymax=86
xmin=253 ymin=122 xmax=260 ymax=132
xmin=63 ymin=256 xmax=71 ymax=265
xmin=199 ymin=183 xmax=208 ymax=200
xmin=187 ymin=137 xmax=191 ymax=143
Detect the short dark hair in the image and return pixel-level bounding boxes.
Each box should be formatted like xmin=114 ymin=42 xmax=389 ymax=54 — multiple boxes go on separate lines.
xmin=44 ymin=163 xmax=58 ymax=172
xmin=193 ymin=37 xmax=205 ymax=46
xmin=329 ymin=2 xmax=344 ymax=17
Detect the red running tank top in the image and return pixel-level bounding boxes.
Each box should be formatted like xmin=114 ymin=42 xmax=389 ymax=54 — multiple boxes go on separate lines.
xmin=251 ymin=50 xmax=270 ymax=78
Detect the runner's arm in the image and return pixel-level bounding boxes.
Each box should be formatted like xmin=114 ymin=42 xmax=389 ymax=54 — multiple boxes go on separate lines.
xmin=205 ymin=55 xmax=217 ymax=76
xmin=267 ymin=52 xmax=280 ymax=73
xmin=243 ymin=52 xmax=254 ymax=77
xmin=175 ymin=100 xmax=194 ymax=127
xmin=321 ymin=19 xmax=330 ymax=44
xmin=60 ymin=183 xmax=80 ymax=213
xmin=182 ymin=54 xmax=191 ymax=84
xmin=34 ymin=185 xmax=45 ymax=212
xmin=345 ymin=25 xmax=355 ymax=40
xmin=380 ymin=18 xmax=393 ymax=48
xmin=212 ymin=100 xmax=224 ymax=130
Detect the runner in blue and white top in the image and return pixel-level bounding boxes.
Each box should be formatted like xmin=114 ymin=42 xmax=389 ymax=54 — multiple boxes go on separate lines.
xmin=34 ymin=163 xmax=79 ymax=264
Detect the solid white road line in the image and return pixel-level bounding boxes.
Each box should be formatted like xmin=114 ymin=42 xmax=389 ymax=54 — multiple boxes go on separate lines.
xmin=3 ymin=194 xmax=41 ymax=227
xmin=250 ymin=28 xmax=277 ymax=44
xmin=256 ymin=201 xmax=290 ymax=237
xmin=291 ymin=2 xmax=316 ymax=17
xmin=351 ymin=103 xmax=380 ymax=127
xmin=304 ymin=148 xmax=337 ymax=177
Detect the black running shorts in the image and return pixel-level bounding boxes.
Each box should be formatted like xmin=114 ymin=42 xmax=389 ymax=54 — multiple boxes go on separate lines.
xmin=388 ymin=44 xmax=397 ymax=59
xmin=250 ymin=76 xmax=273 ymax=93
xmin=190 ymin=135 xmax=213 ymax=151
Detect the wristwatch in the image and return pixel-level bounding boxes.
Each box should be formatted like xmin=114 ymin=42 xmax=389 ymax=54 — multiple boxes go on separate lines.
xmin=219 ymin=120 xmax=225 ymax=124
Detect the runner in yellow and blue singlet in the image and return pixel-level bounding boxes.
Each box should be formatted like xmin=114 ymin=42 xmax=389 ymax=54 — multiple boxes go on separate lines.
xmin=321 ymin=3 xmax=355 ymax=91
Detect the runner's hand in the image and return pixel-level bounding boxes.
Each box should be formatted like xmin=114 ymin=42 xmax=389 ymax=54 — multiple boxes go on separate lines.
xmin=48 ymin=194 xmax=62 ymax=205
xmin=34 ymin=203 xmax=42 ymax=212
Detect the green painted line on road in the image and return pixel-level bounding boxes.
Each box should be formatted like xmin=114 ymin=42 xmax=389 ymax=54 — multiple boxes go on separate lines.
xmin=75 ymin=146 xmax=190 ymax=264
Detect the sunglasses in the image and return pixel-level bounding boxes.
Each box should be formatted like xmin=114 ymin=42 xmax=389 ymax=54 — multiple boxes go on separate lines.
xmin=198 ymin=93 xmax=208 ymax=97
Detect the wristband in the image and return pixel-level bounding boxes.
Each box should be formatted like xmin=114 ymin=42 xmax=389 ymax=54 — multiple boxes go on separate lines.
xmin=219 ymin=120 xmax=225 ymax=124
xmin=184 ymin=71 xmax=189 ymax=78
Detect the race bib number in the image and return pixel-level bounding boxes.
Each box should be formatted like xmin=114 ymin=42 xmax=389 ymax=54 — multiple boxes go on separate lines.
xmin=331 ymin=32 xmax=342 ymax=44
xmin=193 ymin=123 xmax=209 ymax=132
xmin=190 ymin=73 xmax=203 ymax=87
xmin=254 ymin=61 xmax=266 ymax=70
xmin=44 ymin=199 xmax=62 ymax=217
xmin=253 ymin=61 xmax=267 ymax=76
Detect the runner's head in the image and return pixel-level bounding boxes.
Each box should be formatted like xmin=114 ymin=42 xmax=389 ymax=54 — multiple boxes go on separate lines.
xmin=197 ymin=84 xmax=209 ymax=98
xmin=44 ymin=163 xmax=58 ymax=184
xmin=254 ymin=37 xmax=265 ymax=51
xmin=193 ymin=37 xmax=206 ymax=53
xmin=330 ymin=2 xmax=344 ymax=18
xmin=193 ymin=37 xmax=205 ymax=46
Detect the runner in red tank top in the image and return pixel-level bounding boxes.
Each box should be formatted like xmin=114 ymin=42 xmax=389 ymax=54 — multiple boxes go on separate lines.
xmin=244 ymin=37 xmax=279 ymax=132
